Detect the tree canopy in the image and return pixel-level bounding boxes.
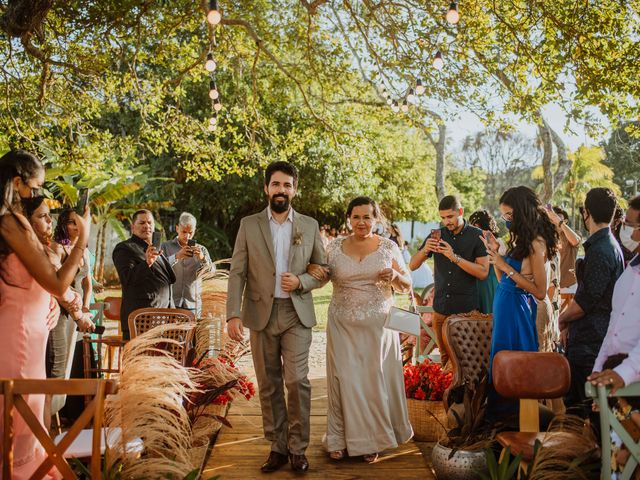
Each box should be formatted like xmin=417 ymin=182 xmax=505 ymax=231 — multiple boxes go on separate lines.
xmin=1 ymin=1 xmax=638 ymax=257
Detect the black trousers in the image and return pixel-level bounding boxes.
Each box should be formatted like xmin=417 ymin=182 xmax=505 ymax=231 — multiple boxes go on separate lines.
xmin=565 ymin=358 xmax=594 ymax=419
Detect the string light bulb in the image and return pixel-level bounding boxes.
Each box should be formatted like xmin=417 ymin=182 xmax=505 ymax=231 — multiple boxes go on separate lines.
xmin=380 ymin=86 xmax=389 ymax=99
xmin=207 ymin=0 xmax=222 ymax=25
xmin=208 ymin=80 xmax=219 ymax=100
xmin=391 ymin=101 xmax=400 ymax=113
xmin=446 ymin=2 xmax=460 ymax=24
xmin=386 ymin=98 xmax=393 ymax=105
xmin=401 ymin=99 xmax=409 ymax=112
xmin=208 ymin=123 xmax=217 ymax=132
xmin=205 ymin=53 xmax=216 ymax=72
xmin=432 ymin=50 xmax=444 ymax=70
xmin=209 ymin=116 xmax=217 ymax=125
xmin=213 ymin=98 xmax=223 ymax=112
xmin=415 ymin=79 xmax=426 ymax=95
xmin=407 ymin=88 xmax=416 ymax=103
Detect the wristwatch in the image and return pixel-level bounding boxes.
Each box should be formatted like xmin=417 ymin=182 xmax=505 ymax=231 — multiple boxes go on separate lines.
xmin=507 ymin=270 xmax=515 ymax=278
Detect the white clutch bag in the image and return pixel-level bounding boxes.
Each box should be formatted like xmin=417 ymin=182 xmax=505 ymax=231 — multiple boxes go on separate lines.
xmin=384 ymin=306 xmax=420 ymax=336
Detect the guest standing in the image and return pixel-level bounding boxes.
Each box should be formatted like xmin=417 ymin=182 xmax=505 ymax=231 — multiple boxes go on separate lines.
xmin=589 ymin=194 xmax=640 ymax=393
xmin=469 ymin=210 xmax=500 ymax=314
xmin=112 ymin=209 xmax=176 ymax=339
xmin=559 ymin=188 xmax=624 ymax=417
xmin=161 ymin=212 xmax=212 ymax=318
xmin=409 ymin=195 xmax=488 ymax=367
xmin=314 ymin=197 xmax=413 ymax=462
xmin=550 ymin=206 xmax=581 ymax=296
xmin=226 ymin=161 xmax=326 ymax=473
xmin=0 ymin=149 xmax=90 ymax=478
xmin=483 ymin=187 xmax=558 ymax=418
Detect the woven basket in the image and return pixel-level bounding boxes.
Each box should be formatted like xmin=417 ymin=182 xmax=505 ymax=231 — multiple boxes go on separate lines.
xmin=406 ymin=398 xmax=447 ymax=442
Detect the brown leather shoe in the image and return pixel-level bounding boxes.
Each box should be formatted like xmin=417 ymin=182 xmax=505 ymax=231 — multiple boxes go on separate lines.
xmin=261 ymin=451 xmax=289 ymax=473
xmin=290 ymin=453 xmax=309 ymax=473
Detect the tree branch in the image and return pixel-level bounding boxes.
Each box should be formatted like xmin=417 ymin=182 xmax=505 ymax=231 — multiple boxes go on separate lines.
xmin=221 ymin=16 xmax=335 ymax=132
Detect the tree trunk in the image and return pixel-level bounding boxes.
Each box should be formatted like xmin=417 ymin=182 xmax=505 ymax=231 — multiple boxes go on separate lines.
xmin=98 ymin=221 xmax=107 ymax=283
xmin=538 ymin=120 xmax=554 ymax=202
xmin=435 ymin=121 xmax=447 ymax=201
xmin=93 ymin=223 xmax=102 ymax=279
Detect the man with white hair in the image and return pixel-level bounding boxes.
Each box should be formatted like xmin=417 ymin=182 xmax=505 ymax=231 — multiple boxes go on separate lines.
xmin=161 ymin=212 xmax=213 ymax=317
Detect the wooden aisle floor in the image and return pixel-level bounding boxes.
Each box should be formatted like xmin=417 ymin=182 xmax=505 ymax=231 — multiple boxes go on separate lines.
xmin=203 ymin=378 xmax=436 ymax=479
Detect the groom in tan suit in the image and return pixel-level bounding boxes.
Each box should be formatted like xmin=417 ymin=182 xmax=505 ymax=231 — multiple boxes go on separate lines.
xmin=226 ymin=161 xmax=326 ymax=473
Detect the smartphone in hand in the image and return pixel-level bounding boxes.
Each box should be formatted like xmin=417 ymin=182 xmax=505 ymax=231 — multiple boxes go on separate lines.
xmin=187 ymin=239 xmax=196 ymax=247
xmin=152 ymin=231 xmax=163 ymax=250
xmin=75 ymin=188 xmax=89 ymax=214
xmin=431 ymin=229 xmax=442 ymax=242
xmin=78 ymin=325 xmax=106 ymax=335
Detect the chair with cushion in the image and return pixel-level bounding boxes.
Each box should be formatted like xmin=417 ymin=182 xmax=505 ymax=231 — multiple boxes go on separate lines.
xmin=493 ymin=350 xmax=595 ymax=464
xmin=442 ymin=312 xmax=493 ymax=409
xmin=1 ymin=378 xmax=117 ymax=479
xmin=586 ymin=380 xmax=640 ymax=480
xmin=127 ymin=307 xmax=196 ymax=339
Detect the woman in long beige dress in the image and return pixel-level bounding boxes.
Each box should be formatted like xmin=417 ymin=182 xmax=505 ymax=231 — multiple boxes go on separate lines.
xmin=321 ymin=197 xmax=413 ymax=463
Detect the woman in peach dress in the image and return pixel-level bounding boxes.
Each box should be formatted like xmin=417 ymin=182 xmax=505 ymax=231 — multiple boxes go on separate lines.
xmin=0 ymin=150 xmax=90 ymax=478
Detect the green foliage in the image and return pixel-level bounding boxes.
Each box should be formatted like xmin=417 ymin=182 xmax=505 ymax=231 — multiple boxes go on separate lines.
xmin=447 ymin=167 xmax=488 ymax=216
xmin=478 ymin=447 xmax=522 ymax=480
xmin=602 ymin=121 xmax=640 ymax=198
xmin=534 ymin=145 xmax=622 ymax=225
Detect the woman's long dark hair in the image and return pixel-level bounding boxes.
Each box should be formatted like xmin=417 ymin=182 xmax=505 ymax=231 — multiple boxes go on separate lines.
xmin=54 ymin=208 xmax=73 ymax=246
xmin=0 ymin=150 xmax=44 ymax=257
xmin=469 ymin=210 xmax=500 ymax=236
xmin=500 ymin=186 xmax=558 ymax=261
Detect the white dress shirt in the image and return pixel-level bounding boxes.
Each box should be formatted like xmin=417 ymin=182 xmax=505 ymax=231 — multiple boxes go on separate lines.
xmin=593 ymin=254 xmax=640 ymax=386
xmin=268 ymin=207 xmax=293 ymax=299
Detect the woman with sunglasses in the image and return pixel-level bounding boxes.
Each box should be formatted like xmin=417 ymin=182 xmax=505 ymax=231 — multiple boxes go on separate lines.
xmin=481 ymin=186 xmax=558 ymax=420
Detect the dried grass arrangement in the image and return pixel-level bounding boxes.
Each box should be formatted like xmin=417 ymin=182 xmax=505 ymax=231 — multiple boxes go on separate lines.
xmin=526 ymin=415 xmax=600 ymax=480
xmin=104 ymin=323 xmax=201 ymax=478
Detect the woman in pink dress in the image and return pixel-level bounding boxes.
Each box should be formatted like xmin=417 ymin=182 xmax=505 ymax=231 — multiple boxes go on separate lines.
xmin=0 ymin=149 xmax=90 ymax=478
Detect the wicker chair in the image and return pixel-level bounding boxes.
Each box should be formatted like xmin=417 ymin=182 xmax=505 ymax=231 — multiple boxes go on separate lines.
xmin=442 ymin=312 xmax=493 ymax=409
xmin=127 ymin=307 xmax=196 ymax=339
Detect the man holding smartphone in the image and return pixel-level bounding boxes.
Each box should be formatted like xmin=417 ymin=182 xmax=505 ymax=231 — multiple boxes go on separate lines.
xmin=161 ymin=212 xmax=213 ymax=317
xmin=409 ymin=195 xmax=489 ymax=367
xmin=112 ymin=209 xmax=176 ymax=339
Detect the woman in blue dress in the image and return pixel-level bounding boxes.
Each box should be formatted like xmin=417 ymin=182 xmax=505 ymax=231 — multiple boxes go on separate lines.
xmin=482 ymin=186 xmax=559 ymax=419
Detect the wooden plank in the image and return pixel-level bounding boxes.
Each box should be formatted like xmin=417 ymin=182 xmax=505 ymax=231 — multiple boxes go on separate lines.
xmin=204 ymin=378 xmax=436 ymax=479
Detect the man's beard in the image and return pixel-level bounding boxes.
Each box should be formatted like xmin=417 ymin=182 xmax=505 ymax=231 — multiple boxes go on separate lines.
xmin=270 ymin=194 xmax=290 ymax=214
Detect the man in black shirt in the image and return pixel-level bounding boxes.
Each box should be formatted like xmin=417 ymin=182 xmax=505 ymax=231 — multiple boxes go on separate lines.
xmin=410 ymin=195 xmax=489 ymax=367
xmin=559 ymin=188 xmax=624 ymax=417
xmin=112 ymin=209 xmax=176 ymax=339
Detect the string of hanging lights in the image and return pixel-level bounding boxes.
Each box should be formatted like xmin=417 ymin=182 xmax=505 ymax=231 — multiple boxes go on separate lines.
xmin=380 ymin=2 xmax=460 ymax=115
xmin=205 ymin=0 xmax=222 ymax=132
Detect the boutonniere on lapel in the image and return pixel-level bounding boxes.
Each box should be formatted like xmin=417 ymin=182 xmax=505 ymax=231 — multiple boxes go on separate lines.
xmin=293 ymin=229 xmax=303 ymax=246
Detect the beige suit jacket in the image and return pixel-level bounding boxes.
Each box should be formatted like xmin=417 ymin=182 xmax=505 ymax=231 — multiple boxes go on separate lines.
xmin=226 ymin=207 xmax=326 ymax=331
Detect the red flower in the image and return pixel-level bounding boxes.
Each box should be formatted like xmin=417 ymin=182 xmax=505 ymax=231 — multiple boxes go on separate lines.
xmin=403 ymin=359 xmax=452 ymax=401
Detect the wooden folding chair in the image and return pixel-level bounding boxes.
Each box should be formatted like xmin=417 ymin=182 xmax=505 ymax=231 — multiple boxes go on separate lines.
xmin=1 ymin=378 xmax=117 ymax=479
xmin=128 ymin=307 xmax=196 ymax=339
xmin=586 ymin=380 xmax=640 ymax=480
